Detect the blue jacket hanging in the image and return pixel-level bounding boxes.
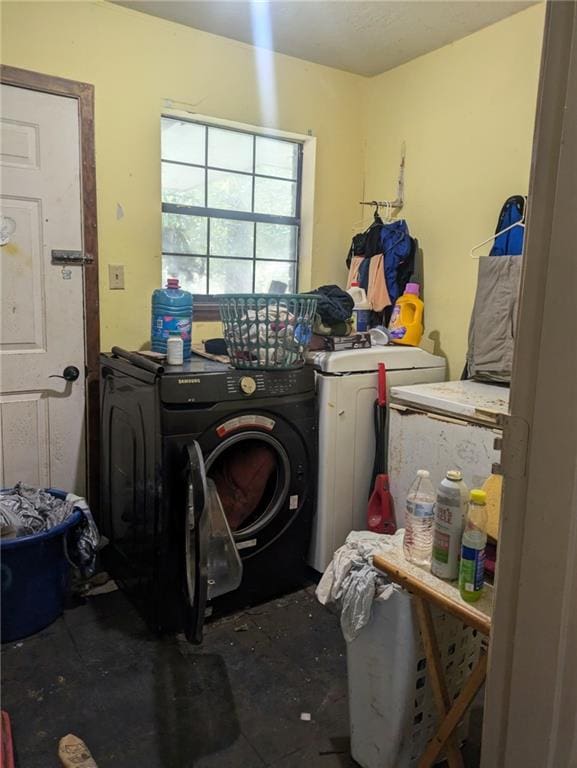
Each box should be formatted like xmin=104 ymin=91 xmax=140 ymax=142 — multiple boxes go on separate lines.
xmin=380 ymin=220 xmax=415 ymax=303
xmin=490 ymin=196 xmax=525 ymax=256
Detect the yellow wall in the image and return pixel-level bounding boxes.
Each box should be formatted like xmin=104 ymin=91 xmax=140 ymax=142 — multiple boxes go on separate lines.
xmin=1 ymin=0 xmax=364 ymax=350
xmin=1 ymin=2 xmax=545 ymax=371
xmin=362 ymin=4 xmax=545 ymax=376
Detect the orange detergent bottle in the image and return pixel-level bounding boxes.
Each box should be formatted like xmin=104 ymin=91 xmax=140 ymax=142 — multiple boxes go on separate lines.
xmin=388 ymin=283 xmax=424 ymax=346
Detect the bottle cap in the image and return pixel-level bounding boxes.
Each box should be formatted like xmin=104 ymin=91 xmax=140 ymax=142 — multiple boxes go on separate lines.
xmin=405 ymin=282 xmax=420 ymax=296
xmin=446 ymin=470 xmax=463 ymax=481
xmin=417 ymin=469 xmax=430 ymax=478
xmin=470 ymin=489 xmax=487 ymax=505
xmin=166 ymin=277 xmax=180 ymax=289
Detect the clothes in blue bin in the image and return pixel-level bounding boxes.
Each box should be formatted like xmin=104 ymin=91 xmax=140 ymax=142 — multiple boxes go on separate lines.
xmin=0 ymin=483 xmax=100 ymax=576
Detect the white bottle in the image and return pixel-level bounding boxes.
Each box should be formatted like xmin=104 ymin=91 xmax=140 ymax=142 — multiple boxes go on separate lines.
xmin=166 ymin=333 xmax=184 ymax=365
xmin=431 ymin=470 xmax=469 ymax=580
xmin=347 ymin=281 xmax=371 ymax=332
xmin=403 ymin=469 xmax=436 ymax=566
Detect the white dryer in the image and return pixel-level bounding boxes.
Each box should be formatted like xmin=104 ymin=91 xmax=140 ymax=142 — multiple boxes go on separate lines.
xmin=307 ymin=346 xmax=446 ymax=572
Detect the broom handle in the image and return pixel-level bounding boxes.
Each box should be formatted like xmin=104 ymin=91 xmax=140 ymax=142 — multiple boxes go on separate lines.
xmin=379 ymin=363 xmax=389 ymax=472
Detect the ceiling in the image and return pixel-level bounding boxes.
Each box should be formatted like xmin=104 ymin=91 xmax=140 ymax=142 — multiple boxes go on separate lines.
xmin=114 ymin=1 xmax=535 ymax=77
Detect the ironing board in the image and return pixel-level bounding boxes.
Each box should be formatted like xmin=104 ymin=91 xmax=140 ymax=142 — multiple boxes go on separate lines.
xmin=373 ymin=545 xmax=493 ymax=768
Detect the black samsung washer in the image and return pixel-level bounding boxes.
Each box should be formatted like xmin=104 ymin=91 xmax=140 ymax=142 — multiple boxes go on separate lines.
xmin=100 ymin=349 xmax=317 ymax=642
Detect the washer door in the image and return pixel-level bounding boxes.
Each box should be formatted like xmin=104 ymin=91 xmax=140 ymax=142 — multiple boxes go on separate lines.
xmin=181 ymin=442 xmax=244 ymax=642
xmin=182 ymin=441 xmax=208 ymax=644
xmin=205 ymin=430 xmax=292 ymax=553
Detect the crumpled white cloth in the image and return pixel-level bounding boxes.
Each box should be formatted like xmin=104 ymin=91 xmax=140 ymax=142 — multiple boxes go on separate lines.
xmin=316 ymin=530 xmax=404 ymax=642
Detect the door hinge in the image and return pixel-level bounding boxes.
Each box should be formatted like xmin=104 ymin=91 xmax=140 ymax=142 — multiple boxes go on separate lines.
xmin=51 ymin=249 xmax=92 ymax=265
xmin=491 ymin=413 xmax=530 ymax=478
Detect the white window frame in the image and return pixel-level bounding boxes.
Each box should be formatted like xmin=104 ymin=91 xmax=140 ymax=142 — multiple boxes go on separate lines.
xmin=160 ymin=109 xmax=316 ymax=316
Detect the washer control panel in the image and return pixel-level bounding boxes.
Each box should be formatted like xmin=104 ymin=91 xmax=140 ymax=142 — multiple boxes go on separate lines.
xmin=265 ymin=373 xmax=299 ymax=396
xmin=224 ymin=371 xmax=300 ymax=398
xmin=239 ymin=376 xmax=257 ymax=396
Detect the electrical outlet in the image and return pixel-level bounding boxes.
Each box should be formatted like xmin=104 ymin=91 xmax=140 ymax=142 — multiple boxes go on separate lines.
xmin=109 ymin=264 xmax=125 ymax=290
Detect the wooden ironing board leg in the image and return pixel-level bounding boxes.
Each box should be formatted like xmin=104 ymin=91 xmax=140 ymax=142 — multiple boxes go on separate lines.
xmin=413 ymin=596 xmax=464 ymax=768
xmin=419 ymin=653 xmax=487 ymax=768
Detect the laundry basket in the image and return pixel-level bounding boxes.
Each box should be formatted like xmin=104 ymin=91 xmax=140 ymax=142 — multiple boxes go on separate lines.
xmin=347 ymin=588 xmax=482 ymax=767
xmin=218 ymin=294 xmax=318 ymax=370
xmin=1 ymin=489 xmax=83 ymax=643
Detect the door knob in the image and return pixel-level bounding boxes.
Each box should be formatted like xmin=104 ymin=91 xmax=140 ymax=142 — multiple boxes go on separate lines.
xmin=50 ymin=365 xmax=80 ymax=382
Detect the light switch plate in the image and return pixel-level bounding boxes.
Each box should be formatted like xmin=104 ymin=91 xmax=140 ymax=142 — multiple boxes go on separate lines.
xmin=109 ymin=264 xmax=125 ymax=290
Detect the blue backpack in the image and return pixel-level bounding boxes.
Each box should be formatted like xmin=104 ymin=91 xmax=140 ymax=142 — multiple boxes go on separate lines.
xmin=490 ymin=196 xmax=526 ymax=256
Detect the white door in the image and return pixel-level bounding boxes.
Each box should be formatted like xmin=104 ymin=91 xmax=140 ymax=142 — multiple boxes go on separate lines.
xmin=0 ymin=84 xmax=86 ymax=494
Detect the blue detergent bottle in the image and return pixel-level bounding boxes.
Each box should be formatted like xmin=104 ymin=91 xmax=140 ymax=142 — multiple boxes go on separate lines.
xmin=151 ymin=277 xmax=193 ymax=359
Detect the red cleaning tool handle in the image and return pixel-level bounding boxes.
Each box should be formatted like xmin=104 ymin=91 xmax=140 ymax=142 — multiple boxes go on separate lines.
xmin=378 ymin=362 xmax=387 ymax=407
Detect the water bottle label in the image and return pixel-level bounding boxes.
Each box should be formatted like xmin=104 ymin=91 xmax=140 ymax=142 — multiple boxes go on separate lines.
xmin=152 ymin=314 xmax=191 ymax=342
xmin=407 ymin=500 xmax=434 ymax=519
xmin=459 ymin=545 xmax=485 ymax=593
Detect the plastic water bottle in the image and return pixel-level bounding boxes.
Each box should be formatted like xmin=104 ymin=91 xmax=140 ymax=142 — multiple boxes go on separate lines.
xmin=459 ymin=490 xmax=488 ymax=602
xmin=151 ymin=277 xmax=193 ymax=359
xmin=403 ymin=469 xmax=435 ymax=566
xmin=347 ymin=281 xmax=371 ymax=332
xmin=431 ymin=470 xmax=469 ymax=580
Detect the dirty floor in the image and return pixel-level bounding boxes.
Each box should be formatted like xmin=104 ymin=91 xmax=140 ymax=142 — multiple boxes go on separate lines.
xmin=1 ymin=587 xmax=482 ymax=767
xmin=2 ymin=587 xmax=354 ymax=767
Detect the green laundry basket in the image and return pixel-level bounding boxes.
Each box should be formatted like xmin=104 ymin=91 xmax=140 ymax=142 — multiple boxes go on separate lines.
xmin=218 ymin=293 xmax=318 ymax=370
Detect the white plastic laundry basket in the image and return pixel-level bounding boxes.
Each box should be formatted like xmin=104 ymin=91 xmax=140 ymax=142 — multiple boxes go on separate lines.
xmin=347 ymin=588 xmax=482 ymax=768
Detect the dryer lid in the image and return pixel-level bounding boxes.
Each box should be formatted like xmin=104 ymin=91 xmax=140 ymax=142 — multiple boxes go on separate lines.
xmin=307 ymin=346 xmax=446 ymax=374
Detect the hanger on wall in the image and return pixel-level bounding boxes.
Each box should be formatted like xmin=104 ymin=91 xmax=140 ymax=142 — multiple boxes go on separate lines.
xmin=358 ymin=142 xmax=406 ymax=225
xmin=470 ymin=211 xmax=526 ymax=258
xmin=350 ymin=200 xmax=383 ymax=233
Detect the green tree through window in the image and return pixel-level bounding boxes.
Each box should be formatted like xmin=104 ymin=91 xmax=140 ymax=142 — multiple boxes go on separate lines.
xmin=161 ymin=118 xmax=302 ymax=295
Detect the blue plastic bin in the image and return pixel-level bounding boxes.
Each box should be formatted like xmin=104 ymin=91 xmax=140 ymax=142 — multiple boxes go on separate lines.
xmin=1 ymin=489 xmax=83 ymax=643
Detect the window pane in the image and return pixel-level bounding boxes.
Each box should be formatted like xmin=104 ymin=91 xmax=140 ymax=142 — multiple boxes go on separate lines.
xmin=209 ymin=258 xmax=253 ymax=293
xmin=208 ymin=170 xmax=252 ymax=212
xmin=162 ymin=214 xmax=207 ymax=254
xmin=254 ymin=177 xmax=296 ymax=217
xmin=161 ymin=119 xmax=205 ymax=165
xmin=256 ymin=223 xmax=297 ymax=261
xmin=255 ymin=260 xmax=296 ymax=293
xmin=208 ymin=127 xmax=253 ymax=172
xmin=255 ymin=137 xmax=298 ymax=179
xmin=162 ymin=163 xmax=205 ymax=206
xmin=210 ymin=219 xmax=253 ymax=259
xmin=162 ymin=255 xmax=207 ymax=294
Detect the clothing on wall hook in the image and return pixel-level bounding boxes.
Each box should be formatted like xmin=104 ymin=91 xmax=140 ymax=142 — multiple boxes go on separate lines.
xmin=470 ymin=197 xmax=527 ymax=258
